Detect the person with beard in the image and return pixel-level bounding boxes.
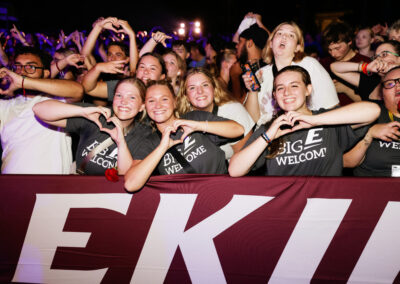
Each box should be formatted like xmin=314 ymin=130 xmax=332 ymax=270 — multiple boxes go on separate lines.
xmin=230 ymin=23 xmax=269 ymax=104
xmin=0 ymin=46 xmax=83 ymax=174
xmin=244 ymin=21 xmax=339 ymax=125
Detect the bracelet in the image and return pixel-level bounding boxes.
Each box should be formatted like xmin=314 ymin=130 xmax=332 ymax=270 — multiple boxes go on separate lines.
xmin=55 ymin=60 xmax=61 ymax=72
xmin=260 ymin=132 xmax=271 ymax=144
xmin=361 ymin=62 xmax=371 ymax=76
xmin=203 ymin=120 xmax=208 ymax=133
xmin=21 ymin=75 xmax=26 ymax=97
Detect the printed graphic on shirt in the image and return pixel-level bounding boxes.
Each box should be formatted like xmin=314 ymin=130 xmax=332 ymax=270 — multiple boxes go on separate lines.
xmin=275 ymin=128 xmax=326 ymax=166
xmin=162 ymin=136 xmax=207 ymax=174
xmin=81 ymin=140 xmax=117 ymax=169
xmin=379 ymin=141 xmax=400 ymax=150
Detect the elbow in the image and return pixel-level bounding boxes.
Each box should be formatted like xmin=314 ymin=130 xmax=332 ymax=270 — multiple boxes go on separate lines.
xmin=124 ymin=178 xmax=142 ymax=193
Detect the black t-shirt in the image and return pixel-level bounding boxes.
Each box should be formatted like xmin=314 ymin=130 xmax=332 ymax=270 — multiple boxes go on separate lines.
xmin=140 ymin=110 xmax=231 ymax=175
xmin=65 ymin=107 xmax=152 ymax=175
xmin=354 ymin=103 xmax=400 ymax=176
xmin=245 ymin=109 xmax=359 ymax=176
xmin=358 ymin=73 xmax=381 ymax=101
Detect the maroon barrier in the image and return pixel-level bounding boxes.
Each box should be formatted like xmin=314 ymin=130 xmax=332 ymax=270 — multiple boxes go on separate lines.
xmin=1 ymin=174 xmax=400 ymax=283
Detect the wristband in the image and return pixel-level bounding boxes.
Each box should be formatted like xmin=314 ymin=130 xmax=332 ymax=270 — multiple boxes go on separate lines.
xmin=21 ymin=75 xmax=26 ymax=97
xmin=260 ymin=132 xmax=271 ymax=144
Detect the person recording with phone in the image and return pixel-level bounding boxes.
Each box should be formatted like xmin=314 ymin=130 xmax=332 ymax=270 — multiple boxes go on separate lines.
xmin=230 ymin=16 xmax=269 ymax=104
xmin=244 ymin=21 xmax=339 ymax=126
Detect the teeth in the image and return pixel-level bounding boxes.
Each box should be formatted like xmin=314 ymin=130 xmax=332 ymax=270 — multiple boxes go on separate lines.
xmin=284 ymin=98 xmax=295 ymax=103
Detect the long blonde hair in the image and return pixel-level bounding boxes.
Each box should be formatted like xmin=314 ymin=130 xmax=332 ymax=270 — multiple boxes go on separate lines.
xmin=262 ymin=21 xmax=306 ymax=64
xmin=177 ymin=67 xmax=234 ymax=115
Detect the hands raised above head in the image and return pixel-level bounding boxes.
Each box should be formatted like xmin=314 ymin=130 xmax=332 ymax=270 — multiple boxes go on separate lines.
xmin=151 ymin=31 xmax=172 ymax=47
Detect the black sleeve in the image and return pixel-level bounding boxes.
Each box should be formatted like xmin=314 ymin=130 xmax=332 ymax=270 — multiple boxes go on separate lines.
xmin=358 ymin=73 xmax=381 ymax=101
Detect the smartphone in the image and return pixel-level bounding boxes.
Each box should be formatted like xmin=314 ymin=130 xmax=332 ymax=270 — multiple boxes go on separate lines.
xmin=241 ymin=63 xmax=261 ymax=92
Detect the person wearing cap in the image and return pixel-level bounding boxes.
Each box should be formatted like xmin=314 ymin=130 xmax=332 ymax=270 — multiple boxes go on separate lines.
xmin=230 ymin=21 xmax=269 ymax=103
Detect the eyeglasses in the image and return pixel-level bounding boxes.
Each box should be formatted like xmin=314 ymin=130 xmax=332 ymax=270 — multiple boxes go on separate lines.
xmin=372 ymin=50 xmax=400 ymax=61
xmin=382 ymin=78 xmax=400 ymax=89
xmin=11 ymin=64 xmax=45 ymax=74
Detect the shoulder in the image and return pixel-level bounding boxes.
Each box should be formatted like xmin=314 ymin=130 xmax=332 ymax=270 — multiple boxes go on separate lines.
xmin=298 ymin=56 xmax=324 ymax=68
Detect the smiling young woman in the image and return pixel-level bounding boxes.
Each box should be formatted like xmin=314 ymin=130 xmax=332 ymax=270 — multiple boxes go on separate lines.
xmin=32 ymin=77 xmax=152 ymax=175
xmin=228 ymin=65 xmax=380 ymax=177
xmin=124 ymin=79 xmax=245 ymax=192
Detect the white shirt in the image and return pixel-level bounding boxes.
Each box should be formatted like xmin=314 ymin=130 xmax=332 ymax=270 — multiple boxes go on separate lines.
xmin=218 ymin=102 xmax=255 ymax=160
xmin=256 ymin=56 xmax=339 ymax=125
xmin=0 ymin=95 xmax=72 ymax=174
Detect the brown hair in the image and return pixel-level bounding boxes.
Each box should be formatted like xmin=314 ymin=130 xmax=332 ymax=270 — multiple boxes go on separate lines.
xmin=114 ymin=77 xmax=147 ymax=121
xmin=177 ymin=67 xmax=234 ymax=115
xmin=262 ymin=21 xmax=305 ymax=64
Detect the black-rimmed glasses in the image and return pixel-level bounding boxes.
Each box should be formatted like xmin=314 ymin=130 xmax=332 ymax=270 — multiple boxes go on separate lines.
xmin=382 ymin=78 xmax=400 ymax=89
xmin=11 ymin=64 xmax=45 ymax=74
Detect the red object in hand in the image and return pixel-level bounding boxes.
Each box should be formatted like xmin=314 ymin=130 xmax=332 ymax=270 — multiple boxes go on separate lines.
xmin=105 ymin=168 xmax=119 ymax=182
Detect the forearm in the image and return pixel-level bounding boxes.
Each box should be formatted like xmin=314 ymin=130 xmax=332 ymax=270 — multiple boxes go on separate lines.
xmin=244 ymin=92 xmax=261 ymax=123
xmin=0 ymin=46 xmax=8 ymax=66
xmin=314 ymin=101 xmax=380 ymax=126
xmin=205 ymin=120 xmax=244 ymax=138
xmin=229 ymin=136 xmax=267 ymax=177
xmin=81 ymin=66 xmax=108 ymax=98
xmin=124 ymin=144 xmax=167 ymax=192
xmin=138 ymin=38 xmax=157 ymax=57
xmin=343 ymin=132 xmax=372 ymax=167
xmin=129 ymin=35 xmax=139 ymax=73
xmin=116 ymin=139 xmax=134 ymax=174
xmin=81 ymin=26 xmax=102 ymax=57
xmin=330 ymin=61 xmax=361 ymax=87
xmin=32 ymin=99 xmax=83 ymax=127
xmin=24 ymin=77 xmax=83 ymax=100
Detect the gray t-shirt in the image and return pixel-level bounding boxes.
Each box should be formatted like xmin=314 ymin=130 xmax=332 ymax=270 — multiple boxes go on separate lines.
xmin=246 ymin=110 xmax=358 ymax=176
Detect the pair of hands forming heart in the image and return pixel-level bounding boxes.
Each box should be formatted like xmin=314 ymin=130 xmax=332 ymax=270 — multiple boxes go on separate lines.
xmin=269 ymin=111 xmax=316 ymax=140
xmin=82 ymin=106 xmax=124 ymax=145
xmin=159 ymin=119 xmax=200 ymax=149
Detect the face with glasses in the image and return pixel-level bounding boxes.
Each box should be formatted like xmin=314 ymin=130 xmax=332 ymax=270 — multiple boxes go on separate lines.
xmin=373 ymin=44 xmax=400 ymax=64
xmin=12 ymin=53 xmax=49 ymax=79
xmin=382 ymin=68 xmax=400 ymax=114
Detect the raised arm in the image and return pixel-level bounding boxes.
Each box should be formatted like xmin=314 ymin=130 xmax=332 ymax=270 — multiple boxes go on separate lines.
xmin=117 ymin=19 xmax=139 ymax=73
xmin=138 ymin=31 xmax=172 ymax=57
xmin=50 ymin=53 xmax=85 ymax=79
xmin=0 ymin=67 xmax=83 ymax=101
xmin=81 ymin=17 xmax=120 ymax=65
xmin=0 ymin=32 xmax=8 ymax=67
xmin=81 ymin=60 xmax=126 ymax=98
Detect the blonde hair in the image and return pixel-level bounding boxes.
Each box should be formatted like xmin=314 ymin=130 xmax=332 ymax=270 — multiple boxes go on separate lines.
xmin=262 ymin=21 xmax=305 ymax=64
xmin=177 ymin=67 xmax=234 ymax=115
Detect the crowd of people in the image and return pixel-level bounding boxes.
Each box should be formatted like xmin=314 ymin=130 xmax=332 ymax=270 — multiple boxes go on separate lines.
xmin=1 ymin=13 xmax=400 ymax=191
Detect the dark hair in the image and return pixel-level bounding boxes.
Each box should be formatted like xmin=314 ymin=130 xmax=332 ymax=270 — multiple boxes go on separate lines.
xmin=377 ymin=40 xmax=400 ymax=55
xmin=273 ymin=65 xmax=312 ymax=91
xmin=107 ymin=41 xmax=129 ymax=57
xmin=383 ymin=65 xmax=400 ymax=81
xmin=13 ymin=46 xmax=52 ymax=70
xmin=323 ymin=21 xmax=354 ymax=46
xmin=189 ymin=41 xmax=206 ymax=56
xmin=268 ymin=65 xmax=312 ymax=159
xmin=172 ymin=40 xmax=189 ymax=52
xmin=138 ymin=52 xmax=167 ymax=76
